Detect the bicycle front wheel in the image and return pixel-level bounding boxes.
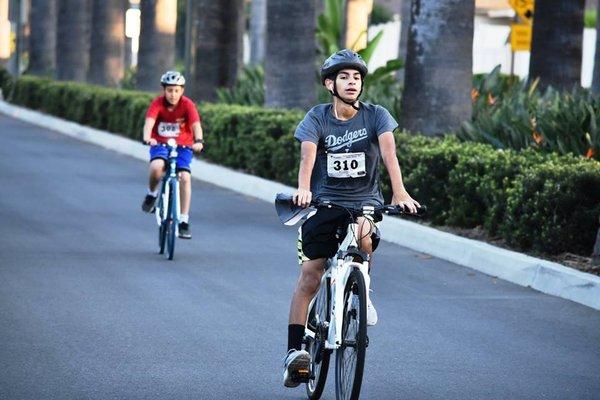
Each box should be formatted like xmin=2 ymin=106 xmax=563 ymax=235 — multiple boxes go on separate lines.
xmin=306 ymin=277 xmax=331 ymax=400
xmin=334 ymin=269 xmax=367 ymax=400
xmin=165 ymin=181 xmax=177 ymax=260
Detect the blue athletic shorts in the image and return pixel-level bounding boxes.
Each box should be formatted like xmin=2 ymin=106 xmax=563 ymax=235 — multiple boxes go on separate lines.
xmin=149 ymin=145 xmax=193 ymax=173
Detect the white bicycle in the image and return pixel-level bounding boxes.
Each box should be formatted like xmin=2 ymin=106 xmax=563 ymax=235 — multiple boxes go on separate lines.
xmin=275 ymin=194 xmax=423 ymax=400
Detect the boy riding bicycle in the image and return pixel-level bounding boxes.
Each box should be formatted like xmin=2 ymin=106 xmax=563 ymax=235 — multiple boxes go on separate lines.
xmin=141 ymin=71 xmax=204 ymax=239
xmin=283 ymin=50 xmax=420 ymax=387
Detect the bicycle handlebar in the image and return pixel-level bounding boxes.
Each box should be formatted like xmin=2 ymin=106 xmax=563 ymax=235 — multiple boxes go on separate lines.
xmin=313 ymin=200 xmax=427 ymax=217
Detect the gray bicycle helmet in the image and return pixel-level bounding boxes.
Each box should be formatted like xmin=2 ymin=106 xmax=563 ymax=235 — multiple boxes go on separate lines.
xmin=160 ymin=71 xmax=186 ymax=86
xmin=320 ymin=49 xmax=368 ymax=84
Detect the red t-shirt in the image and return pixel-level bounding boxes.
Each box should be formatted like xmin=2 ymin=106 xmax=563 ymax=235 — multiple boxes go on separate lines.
xmin=146 ymin=95 xmax=201 ymax=146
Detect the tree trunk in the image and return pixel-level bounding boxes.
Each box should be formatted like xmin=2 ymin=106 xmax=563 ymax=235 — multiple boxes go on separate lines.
xmin=592 ymin=217 xmax=600 ymax=266
xmin=136 ymin=0 xmax=177 ymax=92
xmin=529 ymin=0 xmax=584 ymax=91
xmin=88 ymin=0 xmax=124 ymax=87
xmin=591 ymin=0 xmax=600 ymax=94
xmin=186 ymin=0 xmax=244 ymax=102
xmin=396 ymin=0 xmax=411 ymax=84
xmin=56 ymin=0 xmax=91 ymax=82
xmin=265 ymin=0 xmax=316 ymax=109
xmin=250 ymin=0 xmax=266 ymax=65
xmin=28 ymin=0 xmax=57 ymax=76
xmin=401 ymin=0 xmax=474 ymax=136
xmin=344 ymin=0 xmax=373 ymax=51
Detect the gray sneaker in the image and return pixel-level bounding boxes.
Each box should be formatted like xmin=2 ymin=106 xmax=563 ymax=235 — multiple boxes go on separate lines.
xmin=283 ymin=349 xmax=310 ymax=388
xmin=141 ymin=194 xmax=157 ymax=213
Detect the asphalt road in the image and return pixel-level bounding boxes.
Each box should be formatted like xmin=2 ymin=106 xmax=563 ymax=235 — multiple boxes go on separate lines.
xmin=1 ymin=115 xmax=599 ymax=400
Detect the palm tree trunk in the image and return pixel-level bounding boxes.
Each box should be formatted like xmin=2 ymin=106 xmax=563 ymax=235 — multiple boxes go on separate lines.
xmin=401 ymin=0 xmax=474 ymax=136
xmin=88 ymin=0 xmax=125 ymax=87
xmin=136 ymin=0 xmax=177 ymax=92
xmin=591 ymin=0 xmax=600 ymax=94
xmin=56 ymin=0 xmax=92 ymax=81
xmin=250 ymin=0 xmax=266 ymax=65
xmin=396 ymin=0 xmax=411 ymax=84
xmin=344 ymin=0 xmax=373 ymax=50
xmin=529 ymin=1 xmax=584 ymax=91
xmin=186 ymin=0 xmax=244 ymax=102
xmin=265 ymin=0 xmax=316 ymax=109
xmin=593 ymin=220 xmax=600 ymax=266
xmin=28 ymin=0 xmax=57 ymax=76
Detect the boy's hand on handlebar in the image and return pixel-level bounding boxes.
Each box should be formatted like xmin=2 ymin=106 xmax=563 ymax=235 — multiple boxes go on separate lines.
xmin=293 ymin=188 xmax=312 ymax=208
xmin=144 ymin=138 xmax=158 ymax=146
xmin=392 ymin=191 xmax=420 ymax=214
xmin=192 ymin=142 xmax=204 ymax=154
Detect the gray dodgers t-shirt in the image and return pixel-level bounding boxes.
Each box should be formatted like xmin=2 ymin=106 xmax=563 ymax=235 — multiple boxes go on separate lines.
xmin=294 ymin=102 xmax=398 ymax=206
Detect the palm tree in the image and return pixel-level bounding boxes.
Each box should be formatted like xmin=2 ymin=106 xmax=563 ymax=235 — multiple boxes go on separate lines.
xmin=396 ymin=0 xmax=411 ymax=84
xmin=529 ymin=1 xmax=584 ymax=91
xmin=88 ymin=0 xmax=125 ymax=87
xmin=591 ymin=0 xmax=600 ymax=94
xmin=250 ymin=0 xmax=266 ymax=65
xmin=185 ymin=0 xmax=244 ymax=101
xmin=136 ymin=0 xmax=177 ymax=92
xmin=401 ymin=0 xmax=474 ymax=136
xmin=265 ymin=0 xmax=316 ymax=109
xmin=56 ymin=0 xmax=92 ymax=81
xmin=28 ymin=0 xmax=57 ymax=77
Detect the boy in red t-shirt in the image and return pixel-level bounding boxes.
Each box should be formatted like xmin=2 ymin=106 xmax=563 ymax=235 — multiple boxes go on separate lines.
xmin=141 ymin=71 xmax=204 ymax=239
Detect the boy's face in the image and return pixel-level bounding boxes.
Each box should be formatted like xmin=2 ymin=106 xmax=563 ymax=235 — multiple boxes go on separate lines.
xmin=326 ymin=68 xmax=362 ymax=102
xmin=163 ymin=85 xmax=184 ymax=105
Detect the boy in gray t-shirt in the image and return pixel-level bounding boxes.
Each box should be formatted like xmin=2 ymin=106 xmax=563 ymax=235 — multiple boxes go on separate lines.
xmin=283 ymin=49 xmax=420 ymax=388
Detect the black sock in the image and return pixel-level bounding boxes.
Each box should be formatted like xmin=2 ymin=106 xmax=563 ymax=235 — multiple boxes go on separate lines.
xmin=288 ymin=324 xmax=305 ymax=351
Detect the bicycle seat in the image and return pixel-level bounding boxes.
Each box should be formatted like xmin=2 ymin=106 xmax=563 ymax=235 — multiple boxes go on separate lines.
xmin=275 ymin=193 xmax=315 ymax=226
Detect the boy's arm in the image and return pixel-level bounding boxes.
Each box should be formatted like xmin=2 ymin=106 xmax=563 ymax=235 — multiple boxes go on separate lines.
xmin=191 ymin=121 xmax=204 ymax=153
xmin=378 ymin=132 xmax=420 ymax=213
xmin=293 ymin=141 xmax=317 ymax=207
xmin=142 ymin=117 xmax=156 ymax=145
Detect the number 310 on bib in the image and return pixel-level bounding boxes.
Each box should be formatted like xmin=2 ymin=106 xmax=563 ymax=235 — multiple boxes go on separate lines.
xmin=327 ymin=152 xmax=366 ymax=178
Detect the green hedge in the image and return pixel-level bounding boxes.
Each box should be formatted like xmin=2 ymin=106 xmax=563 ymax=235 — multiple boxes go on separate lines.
xmin=6 ymin=75 xmax=600 ymax=258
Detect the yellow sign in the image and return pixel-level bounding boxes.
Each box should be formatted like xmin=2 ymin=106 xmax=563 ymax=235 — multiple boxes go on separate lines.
xmin=511 ymin=23 xmax=532 ymax=51
xmin=509 ymin=0 xmax=535 ymax=24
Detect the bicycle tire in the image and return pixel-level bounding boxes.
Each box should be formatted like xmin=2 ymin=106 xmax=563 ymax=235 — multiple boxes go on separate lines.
xmin=334 ymin=269 xmax=367 ymax=400
xmin=306 ymin=277 xmax=332 ymax=400
xmin=165 ymin=180 xmax=177 ymax=260
xmin=157 ymin=190 xmax=167 ymax=254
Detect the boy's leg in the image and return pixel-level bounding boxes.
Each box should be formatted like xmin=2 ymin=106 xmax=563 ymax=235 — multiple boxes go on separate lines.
xmin=142 ymin=158 xmax=165 ymax=212
xmin=178 ymin=171 xmax=191 ymax=216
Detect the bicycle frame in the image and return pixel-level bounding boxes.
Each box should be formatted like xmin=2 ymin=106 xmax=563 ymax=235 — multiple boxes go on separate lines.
xmin=154 ymin=144 xmax=181 ymax=231
xmin=305 ymin=220 xmax=370 ymax=351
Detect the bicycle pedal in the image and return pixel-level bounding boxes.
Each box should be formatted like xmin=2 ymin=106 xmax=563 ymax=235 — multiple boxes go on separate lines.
xmin=293 ymin=369 xmax=311 ymax=383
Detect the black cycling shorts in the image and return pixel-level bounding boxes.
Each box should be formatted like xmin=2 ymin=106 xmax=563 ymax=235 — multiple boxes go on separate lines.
xmin=297 ymin=207 xmax=381 ymax=263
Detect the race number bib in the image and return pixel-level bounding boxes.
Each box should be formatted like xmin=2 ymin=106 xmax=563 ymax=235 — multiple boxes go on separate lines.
xmin=327 ymin=152 xmax=366 ymax=178
xmin=157 ymin=122 xmax=181 ymax=137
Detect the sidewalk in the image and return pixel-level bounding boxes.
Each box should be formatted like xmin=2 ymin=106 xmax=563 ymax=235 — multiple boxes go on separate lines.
xmin=2 ymin=99 xmax=599 ymax=311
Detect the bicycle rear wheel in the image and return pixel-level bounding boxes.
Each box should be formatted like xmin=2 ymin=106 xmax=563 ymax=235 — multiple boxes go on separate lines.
xmin=334 ymin=269 xmax=367 ymax=400
xmin=306 ymin=277 xmax=331 ymax=400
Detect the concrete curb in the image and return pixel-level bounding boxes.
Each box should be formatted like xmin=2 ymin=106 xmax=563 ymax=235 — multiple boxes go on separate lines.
xmin=2 ymin=100 xmax=599 ymax=311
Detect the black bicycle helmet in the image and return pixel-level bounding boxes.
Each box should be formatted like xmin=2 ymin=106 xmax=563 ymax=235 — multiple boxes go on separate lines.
xmin=320 ymin=49 xmax=368 ymax=109
xmin=320 ymin=49 xmax=368 ymax=84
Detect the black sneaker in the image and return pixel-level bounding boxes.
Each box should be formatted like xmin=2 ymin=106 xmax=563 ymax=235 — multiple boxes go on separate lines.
xmin=178 ymin=222 xmax=192 ymax=239
xmin=141 ymin=194 xmax=157 ymax=213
